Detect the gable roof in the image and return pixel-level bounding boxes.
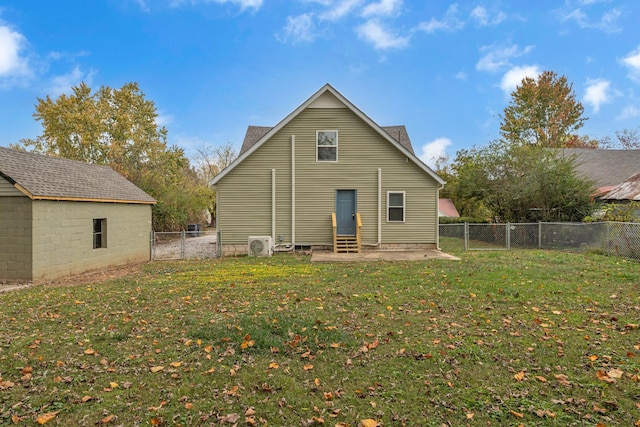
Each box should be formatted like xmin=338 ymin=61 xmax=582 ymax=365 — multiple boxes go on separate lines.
xmin=602 ymin=172 xmax=640 ymax=201
xmin=0 ymin=146 xmax=155 ymax=204
xmin=214 ymin=83 xmax=444 ymax=186
xmin=240 ymin=124 xmax=415 ymax=155
xmin=438 ymin=198 xmax=460 ymax=217
xmin=560 ymin=148 xmax=640 ymax=189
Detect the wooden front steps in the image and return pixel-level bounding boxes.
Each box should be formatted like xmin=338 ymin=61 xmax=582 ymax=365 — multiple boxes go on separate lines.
xmin=335 ymin=235 xmax=360 ymax=253
xmin=332 ymin=212 xmax=362 ymax=253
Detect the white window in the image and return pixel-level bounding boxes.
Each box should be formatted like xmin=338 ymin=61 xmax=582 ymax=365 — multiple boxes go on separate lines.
xmin=387 ymin=192 xmax=405 ymax=222
xmin=93 ymin=218 xmax=107 ymax=249
xmin=316 ymin=130 xmax=338 ymax=162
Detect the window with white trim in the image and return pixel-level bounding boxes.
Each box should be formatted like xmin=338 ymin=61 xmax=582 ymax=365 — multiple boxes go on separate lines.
xmin=387 ymin=192 xmax=405 ymax=222
xmin=93 ymin=218 xmax=107 ymax=249
xmin=316 ymin=130 xmax=338 ymax=162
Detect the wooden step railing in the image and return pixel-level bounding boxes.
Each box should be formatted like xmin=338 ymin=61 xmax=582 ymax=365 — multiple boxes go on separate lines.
xmin=331 ymin=212 xmax=362 ymax=253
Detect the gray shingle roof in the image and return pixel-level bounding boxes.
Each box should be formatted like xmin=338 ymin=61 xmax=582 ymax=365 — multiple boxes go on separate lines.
xmin=240 ymin=125 xmax=415 ymax=155
xmin=561 ymin=148 xmax=640 ymax=188
xmin=0 ymin=147 xmax=155 ymax=204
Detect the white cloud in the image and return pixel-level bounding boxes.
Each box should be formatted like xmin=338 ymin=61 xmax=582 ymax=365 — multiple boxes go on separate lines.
xmin=621 ymin=46 xmax=640 ymax=82
xmin=559 ymin=6 xmax=621 ymax=33
xmin=476 ymin=43 xmax=534 ymax=73
xmin=415 ymin=4 xmax=464 ymax=33
xmin=48 ymin=66 xmax=96 ymax=97
xmin=277 ymin=13 xmax=316 ymax=44
xmin=419 ymin=137 xmax=452 ymax=167
xmin=356 ymin=19 xmax=409 ymax=50
xmin=583 ymin=78 xmax=612 ymax=113
xmin=470 ymin=6 xmax=506 ymax=26
xmin=320 ymin=0 xmax=363 ymax=21
xmin=455 ymin=71 xmax=467 ymax=81
xmin=617 ymin=104 xmax=640 ymax=120
xmin=0 ymin=24 xmax=31 ymax=84
xmin=361 ymin=0 xmax=403 ymax=18
xmin=500 ymin=65 xmax=541 ymax=95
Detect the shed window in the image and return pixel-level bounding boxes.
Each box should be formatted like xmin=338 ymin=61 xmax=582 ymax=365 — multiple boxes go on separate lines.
xmin=316 ymin=130 xmax=338 ymax=162
xmin=93 ymin=218 xmax=107 ymax=249
xmin=387 ymin=192 xmax=405 ymax=222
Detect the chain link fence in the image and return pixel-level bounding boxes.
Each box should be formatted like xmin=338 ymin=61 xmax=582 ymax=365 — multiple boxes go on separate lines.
xmin=439 ymin=222 xmax=640 ymax=261
xmin=151 ymin=230 xmax=221 ymax=260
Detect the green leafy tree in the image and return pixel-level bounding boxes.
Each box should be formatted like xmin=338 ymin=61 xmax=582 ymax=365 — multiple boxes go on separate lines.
xmin=16 ymin=82 xmax=213 ymax=231
xmin=453 ymin=140 xmax=595 ymax=222
xmin=500 ymin=71 xmax=586 ymax=147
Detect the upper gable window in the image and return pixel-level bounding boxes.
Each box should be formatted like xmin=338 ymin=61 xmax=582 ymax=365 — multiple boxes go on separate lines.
xmin=316 ymin=130 xmax=338 ymax=162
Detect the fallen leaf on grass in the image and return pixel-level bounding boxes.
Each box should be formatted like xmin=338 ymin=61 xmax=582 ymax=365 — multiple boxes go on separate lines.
xmin=150 ymin=366 xmax=165 ymax=373
xmin=360 ymin=419 xmax=379 ymax=427
xmin=220 ymin=413 xmax=240 ymax=424
xmin=510 ymin=410 xmax=524 ymax=419
xmin=554 ymin=374 xmax=571 ymax=387
xmin=514 ymin=371 xmax=525 ymax=382
xmin=607 ymin=368 xmax=624 ymax=379
xmin=596 ymin=370 xmax=616 ymax=383
xmin=36 ymin=411 xmax=60 ymax=424
xmin=304 ymin=364 xmax=314 ymax=370
xmin=99 ymin=414 xmax=114 ymax=424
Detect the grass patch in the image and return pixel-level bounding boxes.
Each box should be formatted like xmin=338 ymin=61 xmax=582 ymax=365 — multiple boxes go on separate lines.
xmin=0 ymin=250 xmax=639 ymax=426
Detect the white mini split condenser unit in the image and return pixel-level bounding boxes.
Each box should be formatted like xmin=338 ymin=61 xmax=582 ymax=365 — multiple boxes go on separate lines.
xmin=248 ymin=236 xmax=273 ymax=257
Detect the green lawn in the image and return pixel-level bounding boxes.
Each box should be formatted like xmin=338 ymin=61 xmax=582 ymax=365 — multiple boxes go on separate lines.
xmin=1 ymin=246 xmax=639 ymax=426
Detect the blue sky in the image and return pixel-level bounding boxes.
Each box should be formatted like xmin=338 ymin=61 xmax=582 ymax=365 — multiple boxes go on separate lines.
xmin=1 ymin=0 xmax=640 ymax=166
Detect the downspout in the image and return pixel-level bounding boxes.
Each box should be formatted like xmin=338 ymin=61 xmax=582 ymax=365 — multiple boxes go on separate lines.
xmin=377 ymin=168 xmax=382 ymax=246
xmin=436 ymin=182 xmax=444 ymax=250
xmin=291 ymin=135 xmax=296 ymax=247
xmin=365 ymin=168 xmax=383 ymax=248
xmin=272 ymin=169 xmax=276 ymax=242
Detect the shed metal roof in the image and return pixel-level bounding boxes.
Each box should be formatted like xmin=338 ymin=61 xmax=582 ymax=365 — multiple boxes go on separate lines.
xmin=0 ymin=146 xmax=155 ymax=204
xmin=602 ymin=172 xmax=640 ymax=201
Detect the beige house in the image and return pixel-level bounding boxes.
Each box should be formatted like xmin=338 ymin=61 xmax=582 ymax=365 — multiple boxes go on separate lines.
xmin=211 ymin=84 xmax=445 ymax=256
xmin=0 ymin=147 xmax=155 ymax=283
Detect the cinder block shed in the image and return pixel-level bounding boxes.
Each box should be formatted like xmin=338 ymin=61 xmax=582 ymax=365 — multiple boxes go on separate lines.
xmin=0 ymin=147 xmax=155 ymax=283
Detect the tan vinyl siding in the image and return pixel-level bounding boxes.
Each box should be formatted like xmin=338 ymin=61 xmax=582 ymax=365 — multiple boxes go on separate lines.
xmin=217 ymin=107 xmax=439 ymax=248
xmin=217 ymin=134 xmax=292 ymax=244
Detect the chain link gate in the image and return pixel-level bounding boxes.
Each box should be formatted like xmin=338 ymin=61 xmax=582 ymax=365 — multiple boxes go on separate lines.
xmin=151 ymin=230 xmax=221 ymax=260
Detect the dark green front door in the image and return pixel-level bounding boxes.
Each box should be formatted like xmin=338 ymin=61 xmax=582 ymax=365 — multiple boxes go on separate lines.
xmin=336 ymin=190 xmax=356 ymax=235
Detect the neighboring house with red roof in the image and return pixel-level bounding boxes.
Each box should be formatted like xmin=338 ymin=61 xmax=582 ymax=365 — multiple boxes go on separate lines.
xmin=211 ymin=84 xmax=445 ymax=255
xmin=0 ymin=147 xmax=155 ymax=283
xmin=438 ymin=198 xmax=460 ymax=218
